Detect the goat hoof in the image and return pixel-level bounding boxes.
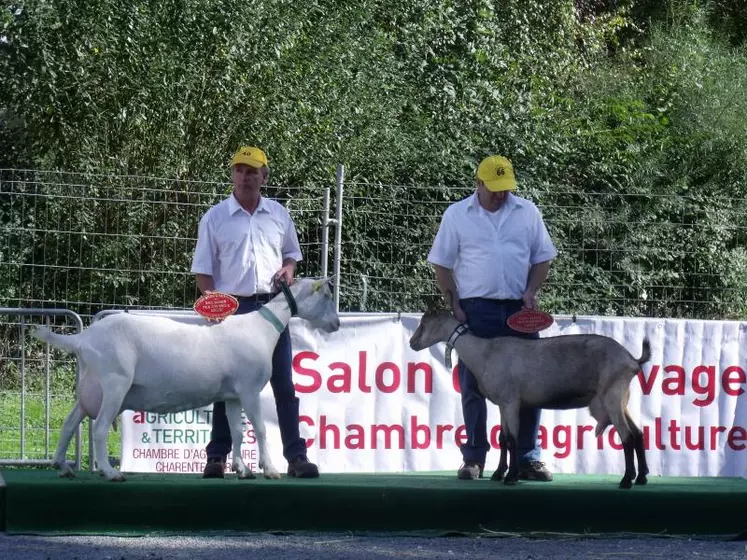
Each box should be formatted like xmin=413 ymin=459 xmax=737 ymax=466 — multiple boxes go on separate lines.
xmin=503 ymin=468 xmax=520 ymax=485
xmin=490 ymin=470 xmax=505 ymax=481
xmin=57 ymin=470 xmax=76 ymax=479
xmin=619 ymin=478 xmax=632 ymax=489
xmin=635 ymin=474 xmax=648 ymax=486
xmin=263 ymin=471 xmax=282 ymax=480
xmin=109 ymin=474 xmax=126 ymax=482
xmin=238 ymin=471 xmax=256 ymax=480
xmin=503 ymin=471 xmax=519 ymax=486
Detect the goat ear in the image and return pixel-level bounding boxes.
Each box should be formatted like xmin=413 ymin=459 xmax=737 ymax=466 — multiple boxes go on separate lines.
xmin=423 ymin=293 xmax=445 ymax=314
xmin=314 ymin=275 xmax=336 ymax=291
xmin=311 ymin=275 xmax=336 ymax=292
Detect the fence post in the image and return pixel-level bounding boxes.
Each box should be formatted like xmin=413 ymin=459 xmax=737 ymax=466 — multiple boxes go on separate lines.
xmin=45 ymin=315 xmax=51 ymax=457
xmin=20 ymin=315 xmax=26 ymax=458
xmin=334 ymin=164 xmax=345 ymax=312
xmin=321 ymin=184 xmax=331 ymax=279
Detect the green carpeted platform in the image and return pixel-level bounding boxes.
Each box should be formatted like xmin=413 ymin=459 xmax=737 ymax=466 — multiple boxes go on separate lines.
xmin=1 ymin=470 xmax=745 ymax=537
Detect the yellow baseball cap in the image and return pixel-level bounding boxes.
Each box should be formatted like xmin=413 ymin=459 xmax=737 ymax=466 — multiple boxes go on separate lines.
xmin=231 ymin=146 xmax=268 ymax=168
xmin=476 ymin=155 xmax=517 ymax=192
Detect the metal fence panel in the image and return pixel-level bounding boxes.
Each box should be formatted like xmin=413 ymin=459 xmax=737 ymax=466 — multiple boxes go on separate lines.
xmin=2 ymin=167 xmax=747 ymax=470
xmin=337 ymin=178 xmax=747 ymax=319
xmin=0 ymin=168 xmax=332 ymax=316
xmin=0 ymin=168 xmax=333 ymax=469
xmin=0 ymin=309 xmax=84 ymax=469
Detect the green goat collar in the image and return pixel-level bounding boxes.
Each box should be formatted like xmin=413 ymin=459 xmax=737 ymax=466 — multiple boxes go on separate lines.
xmin=258 ymin=306 xmax=285 ymax=334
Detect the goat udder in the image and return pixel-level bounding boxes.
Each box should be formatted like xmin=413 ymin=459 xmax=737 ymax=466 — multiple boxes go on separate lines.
xmin=79 ymin=375 xmax=103 ymax=419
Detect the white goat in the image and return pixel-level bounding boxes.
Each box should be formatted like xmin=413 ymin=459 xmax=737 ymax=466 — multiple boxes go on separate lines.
xmin=409 ymin=309 xmax=651 ymax=489
xmin=32 ymin=277 xmax=340 ymax=482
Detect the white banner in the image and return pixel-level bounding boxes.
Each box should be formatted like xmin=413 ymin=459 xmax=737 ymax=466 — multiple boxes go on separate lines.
xmin=120 ymin=313 xmax=747 ymax=478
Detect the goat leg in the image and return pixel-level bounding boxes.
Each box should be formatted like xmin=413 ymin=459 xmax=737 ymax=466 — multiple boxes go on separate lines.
xmin=490 ymin=430 xmax=509 ymax=481
xmin=53 ymin=401 xmax=88 ymax=478
xmin=503 ymin=430 xmax=521 ymax=486
xmin=499 ymin=407 xmax=521 ymax=485
xmin=619 ymin=436 xmax=636 ymax=489
xmin=93 ymin=383 xmax=129 ymax=482
xmin=624 ymin=411 xmax=648 ymax=485
xmin=634 ymin=438 xmax=649 ymax=485
xmin=225 ymin=399 xmax=255 ymax=479
xmin=239 ymin=390 xmax=281 ymax=479
xmin=504 ymin=435 xmax=520 ymax=486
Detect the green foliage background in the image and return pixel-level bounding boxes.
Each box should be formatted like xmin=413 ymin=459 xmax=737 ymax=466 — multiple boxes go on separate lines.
xmin=2 ymin=0 xmax=746 ymax=319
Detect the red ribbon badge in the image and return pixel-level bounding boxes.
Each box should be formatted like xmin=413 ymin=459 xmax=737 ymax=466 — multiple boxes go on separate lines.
xmin=507 ymin=309 xmax=554 ymax=334
xmin=194 ymin=292 xmax=239 ymax=320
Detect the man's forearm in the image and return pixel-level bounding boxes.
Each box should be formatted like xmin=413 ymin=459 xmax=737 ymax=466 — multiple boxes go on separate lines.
xmin=195 ymin=274 xmax=216 ymax=295
xmin=526 ymin=260 xmax=551 ymax=295
xmin=434 ymin=265 xmax=459 ymax=309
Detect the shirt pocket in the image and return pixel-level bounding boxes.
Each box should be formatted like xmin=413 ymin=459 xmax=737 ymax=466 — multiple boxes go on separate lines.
xmin=501 ymin=220 xmax=532 ymax=258
xmin=214 ymin=224 xmax=248 ymax=262
xmin=256 ymin=218 xmax=285 ymax=256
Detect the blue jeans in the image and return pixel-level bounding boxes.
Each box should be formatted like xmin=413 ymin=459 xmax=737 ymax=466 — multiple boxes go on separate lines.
xmin=206 ymin=298 xmax=307 ymax=463
xmin=458 ymin=298 xmax=542 ymax=466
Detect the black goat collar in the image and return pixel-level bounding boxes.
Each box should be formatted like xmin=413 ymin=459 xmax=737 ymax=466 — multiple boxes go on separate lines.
xmin=279 ymin=280 xmax=298 ymax=316
xmin=444 ymin=323 xmax=469 ymax=369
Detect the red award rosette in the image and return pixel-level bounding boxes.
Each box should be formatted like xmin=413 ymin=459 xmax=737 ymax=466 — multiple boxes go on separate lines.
xmin=194 ymin=292 xmax=239 ymax=320
xmin=507 ymin=309 xmax=554 ymax=334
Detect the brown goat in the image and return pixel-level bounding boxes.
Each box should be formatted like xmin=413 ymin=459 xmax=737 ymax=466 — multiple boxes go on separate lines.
xmin=409 ymin=309 xmax=651 ymax=489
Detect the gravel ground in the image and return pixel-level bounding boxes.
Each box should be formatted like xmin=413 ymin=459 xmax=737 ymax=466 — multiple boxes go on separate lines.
xmin=0 ymin=533 xmax=745 ymax=560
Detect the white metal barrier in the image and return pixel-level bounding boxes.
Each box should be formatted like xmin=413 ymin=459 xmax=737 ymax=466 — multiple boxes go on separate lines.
xmin=0 ymin=308 xmax=88 ymax=470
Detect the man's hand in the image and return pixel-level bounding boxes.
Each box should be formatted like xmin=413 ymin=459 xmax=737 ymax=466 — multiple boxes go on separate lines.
xmin=434 ymin=265 xmax=466 ymax=322
xmin=452 ymin=301 xmax=467 ymax=323
xmin=523 ymin=261 xmax=551 ymax=310
xmin=273 ymin=265 xmax=295 ymax=288
xmin=521 ymin=289 xmax=538 ymax=310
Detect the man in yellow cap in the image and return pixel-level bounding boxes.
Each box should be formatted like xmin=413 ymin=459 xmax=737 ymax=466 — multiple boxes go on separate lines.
xmin=190 ymin=146 xmax=319 ymax=479
xmin=427 ymin=155 xmax=557 ymax=481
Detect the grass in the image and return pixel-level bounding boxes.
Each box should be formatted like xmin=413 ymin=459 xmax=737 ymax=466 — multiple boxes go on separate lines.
xmin=0 ymin=390 xmax=121 ymax=470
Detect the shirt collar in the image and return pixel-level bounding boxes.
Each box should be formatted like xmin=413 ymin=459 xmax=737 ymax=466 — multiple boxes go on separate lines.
xmin=228 ymin=193 xmax=269 ymax=215
xmin=467 ymin=191 xmax=524 ymax=212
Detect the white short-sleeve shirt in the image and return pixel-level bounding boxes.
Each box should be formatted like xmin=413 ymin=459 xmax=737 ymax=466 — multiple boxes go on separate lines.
xmin=427 ymin=192 xmax=557 ymax=300
xmin=190 ymin=194 xmax=303 ymax=296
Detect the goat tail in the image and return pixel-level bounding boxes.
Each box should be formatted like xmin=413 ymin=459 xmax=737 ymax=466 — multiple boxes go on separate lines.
xmin=31 ymin=325 xmax=82 ymax=355
xmin=637 ymin=337 xmax=651 ymax=365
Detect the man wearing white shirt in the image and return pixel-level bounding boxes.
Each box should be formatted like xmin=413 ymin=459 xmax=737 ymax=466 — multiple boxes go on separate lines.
xmin=427 ymin=155 xmax=557 ymax=481
xmin=191 ymin=146 xmax=319 ymax=479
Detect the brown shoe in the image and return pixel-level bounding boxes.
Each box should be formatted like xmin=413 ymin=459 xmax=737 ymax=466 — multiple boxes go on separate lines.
xmin=202 ymin=457 xmax=226 ymax=479
xmin=287 ymin=456 xmax=319 ymax=478
xmin=519 ymin=461 xmax=553 ymax=481
xmin=457 ymin=461 xmax=484 ymax=480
